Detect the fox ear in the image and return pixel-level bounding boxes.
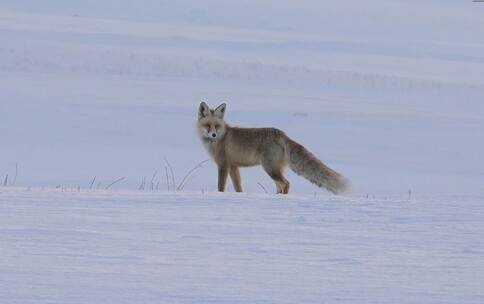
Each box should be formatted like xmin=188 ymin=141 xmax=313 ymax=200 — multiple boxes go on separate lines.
xmin=214 ymin=103 xmax=226 ymax=119
xmin=198 ymin=102 xmax=210 ymax=120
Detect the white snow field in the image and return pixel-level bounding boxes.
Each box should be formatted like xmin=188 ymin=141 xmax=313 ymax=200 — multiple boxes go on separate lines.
xmin=1 ymin=0 xmax=484 ymax=303
xmin=1 ymin=188 xmax=484 ymax=303
xmin=1 ymin=1 xmax=484 ymax=195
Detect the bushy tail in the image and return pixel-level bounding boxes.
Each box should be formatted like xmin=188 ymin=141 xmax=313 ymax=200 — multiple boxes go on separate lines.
xmin=284 ymin=137 xmax=350 ymax=194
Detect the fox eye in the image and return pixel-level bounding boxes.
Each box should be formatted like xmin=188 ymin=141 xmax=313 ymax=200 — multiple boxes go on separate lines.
xmin=214 ymin=124 xmax=221 ymax=129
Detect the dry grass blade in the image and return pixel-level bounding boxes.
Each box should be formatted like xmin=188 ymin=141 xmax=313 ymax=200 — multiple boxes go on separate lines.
xmin=89 ymin=176 xmax=97 ymax=190
xmin=177 ymin=159 xmax=210 ymax=191
xmin=164 ymin=157 xmax=176 ymax=190
xmin=105 ymin=177 xmax=126 ymax=190
xmin=257 ymin=182 xmax=268 ymax=194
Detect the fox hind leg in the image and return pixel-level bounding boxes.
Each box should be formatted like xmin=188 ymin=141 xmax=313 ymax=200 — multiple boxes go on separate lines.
xmin=270 ymin=172 xmax=290 ymax=194
xmin=275 ymin=174 xmax=290 ymax=194
xmin=262 ymin=161 xmax=290 ymax=194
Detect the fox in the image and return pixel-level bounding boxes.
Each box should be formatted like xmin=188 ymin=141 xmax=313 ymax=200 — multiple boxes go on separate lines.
xmin=197 ymin=102 xmax=350 ymax=194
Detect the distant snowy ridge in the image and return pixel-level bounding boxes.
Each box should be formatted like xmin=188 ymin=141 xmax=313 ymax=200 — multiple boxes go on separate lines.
xmin=3 ymin=42 xmax=484 ymax=97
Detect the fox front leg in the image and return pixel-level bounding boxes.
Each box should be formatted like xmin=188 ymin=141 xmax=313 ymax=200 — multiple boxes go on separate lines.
xmin=229 ymin=166 xmax=243 ymax=192
xmin=218 ymin=164 xmax=229 ymax=192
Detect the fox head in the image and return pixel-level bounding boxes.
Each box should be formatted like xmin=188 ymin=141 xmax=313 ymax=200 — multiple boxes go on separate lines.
xmin=197 ymin=102 xmax=227 ymax=142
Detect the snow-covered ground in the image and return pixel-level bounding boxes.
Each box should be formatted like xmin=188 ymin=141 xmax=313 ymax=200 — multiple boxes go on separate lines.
xmin=1 ymin=188 xmax=483 ymax=303
xmin=1 ymin=1 xmax=484 ymax=302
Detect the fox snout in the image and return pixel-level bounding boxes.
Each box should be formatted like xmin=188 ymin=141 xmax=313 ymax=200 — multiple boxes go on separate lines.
xmin=208 ymin=129 xmax=222 ymax=140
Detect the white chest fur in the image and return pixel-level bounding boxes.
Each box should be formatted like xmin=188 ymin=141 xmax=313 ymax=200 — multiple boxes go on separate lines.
xmin=201 ymin=137 xmax=216 ymax=155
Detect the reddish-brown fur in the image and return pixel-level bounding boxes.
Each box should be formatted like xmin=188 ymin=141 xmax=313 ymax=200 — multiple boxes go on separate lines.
xmin=197 ymin=102 xmax=349 ymax=194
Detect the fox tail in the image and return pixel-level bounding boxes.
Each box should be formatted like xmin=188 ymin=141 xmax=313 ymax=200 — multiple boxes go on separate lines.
xmin=284 ymin=137 xmax=350 ymax=194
